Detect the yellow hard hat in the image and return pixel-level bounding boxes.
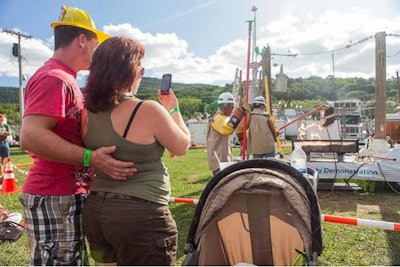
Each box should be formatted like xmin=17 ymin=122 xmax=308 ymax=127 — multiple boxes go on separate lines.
xmin=50 ymin=5 xmax=110 ymax=43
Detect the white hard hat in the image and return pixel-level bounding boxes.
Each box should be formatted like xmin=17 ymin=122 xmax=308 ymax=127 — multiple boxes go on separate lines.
xmin=253 ymin=96 xmax=266 ymax=105
xmin=217 ymin=92 xmax=235 ymax=104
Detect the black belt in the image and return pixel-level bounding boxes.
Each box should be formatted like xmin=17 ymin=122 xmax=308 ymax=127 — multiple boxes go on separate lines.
xmin=90 ymin=191 xmax=147 ymax=202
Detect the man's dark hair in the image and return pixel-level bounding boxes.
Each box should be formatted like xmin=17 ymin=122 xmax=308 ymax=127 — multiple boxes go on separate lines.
xmin=54 ymin=26 xmax=96 ymax=50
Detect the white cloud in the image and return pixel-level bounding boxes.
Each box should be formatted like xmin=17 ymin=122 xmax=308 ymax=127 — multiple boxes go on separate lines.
xmin=103 ymin=23 xmax=244 ymax=84
xmin=0 ymin=31 xmax=52 ymax=82
xmin=1 ymin=4 xmax=400 ymax=86
xmin=256 ymin=7 xmax=400 ymax=80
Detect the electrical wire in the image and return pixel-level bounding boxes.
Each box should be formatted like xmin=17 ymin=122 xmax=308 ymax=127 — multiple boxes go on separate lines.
xmin=343 ymin=161 xmax=367 ymax=184
xmin=271 ymin=33 xmax=400 ymax=194
xmin=376 ymin=162 xmax=400 ymax=195
xmin=269 ymin=32 xmax=400 ymax=98
xmin=271 ymin=35 xmax=374 ymax=57
xmin=340 ymin=145 xmax=400 ymax=194
xmin=387 ymin=50 xmax=400 ymax=58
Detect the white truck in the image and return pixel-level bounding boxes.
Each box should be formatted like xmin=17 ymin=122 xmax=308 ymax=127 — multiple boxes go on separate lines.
xmin=326 ymin=100 xmax=367 ymax=145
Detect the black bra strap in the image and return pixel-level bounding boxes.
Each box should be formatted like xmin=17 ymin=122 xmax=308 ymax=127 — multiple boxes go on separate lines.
xmin=123 ymin=101 xmax=144 ymax=138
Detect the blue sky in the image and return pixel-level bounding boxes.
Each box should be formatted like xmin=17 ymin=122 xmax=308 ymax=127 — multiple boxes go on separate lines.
xmin=1 ymin=0 xmax=400 ymax=88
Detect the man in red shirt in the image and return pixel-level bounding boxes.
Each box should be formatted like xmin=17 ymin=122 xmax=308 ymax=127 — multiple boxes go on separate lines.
xmin=19 ymin=5 xmax=136 ymax=265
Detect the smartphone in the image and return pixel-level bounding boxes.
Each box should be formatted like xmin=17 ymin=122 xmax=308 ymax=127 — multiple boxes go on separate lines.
xmin=161 ymin=74 xmax=172 ymax=95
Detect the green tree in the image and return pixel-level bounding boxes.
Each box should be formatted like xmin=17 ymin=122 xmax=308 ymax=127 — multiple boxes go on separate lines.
xmin=0 ymin=104 xmax=20 ymax=124
xmin=345 ymin=90 xmax=368 ymax=101
xmin=178 ymin=98 xmax=202 ymax=120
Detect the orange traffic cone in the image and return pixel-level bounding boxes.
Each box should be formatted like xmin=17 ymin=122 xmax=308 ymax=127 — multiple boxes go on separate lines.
xmin=1 ymin=158 xmax=18 ymax=194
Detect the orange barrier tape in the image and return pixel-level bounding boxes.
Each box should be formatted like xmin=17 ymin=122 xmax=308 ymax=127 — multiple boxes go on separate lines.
xmin=15 ymin=162 xmax=33 ymax=167
xmin=169 ymin=196 xmax=400 ymax=231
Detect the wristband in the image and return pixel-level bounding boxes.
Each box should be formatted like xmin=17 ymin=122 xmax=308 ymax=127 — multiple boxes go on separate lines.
xmin=83 ymin=149 xmax=91 ymax=167
xmin=169 ymin=106 xmax=180 ymax=115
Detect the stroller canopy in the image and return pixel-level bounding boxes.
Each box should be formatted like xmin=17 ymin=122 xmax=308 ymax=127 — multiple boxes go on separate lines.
xmin=183 ymin=159 xmax=323 ymax=266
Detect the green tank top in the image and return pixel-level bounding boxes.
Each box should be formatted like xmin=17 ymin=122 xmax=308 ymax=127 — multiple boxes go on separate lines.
xmin=83 ymin=96 xmax=169 ymax=205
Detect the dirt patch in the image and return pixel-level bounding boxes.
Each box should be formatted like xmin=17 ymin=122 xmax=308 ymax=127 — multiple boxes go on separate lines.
xmin=317 ymin=189 xmax=400 ymax=221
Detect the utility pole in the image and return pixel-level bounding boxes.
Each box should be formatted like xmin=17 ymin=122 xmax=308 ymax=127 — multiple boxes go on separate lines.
xmin=251 ymin=6 xmax=257 ymax=63
xmin=248 ymin=6 xmax=258 ymax=105
xmin=2 ymin=29 xmax=32 ymax=119
xmin=396 ymin=71 xmax=400 ymax=100
xmin=374 ymin=31 xmax=386 ymax=139
xmin=241 ymin=19 xmax=253 ymax=161
xmin=260 ymin=45 xmax=272 ymax=111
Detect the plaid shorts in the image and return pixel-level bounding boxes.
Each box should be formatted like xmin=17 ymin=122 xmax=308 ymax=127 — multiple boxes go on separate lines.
xmin=19 ymin=193 xmax=88 ymax=266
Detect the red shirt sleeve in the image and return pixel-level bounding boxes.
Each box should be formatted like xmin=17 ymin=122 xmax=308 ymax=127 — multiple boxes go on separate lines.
xmin=24 ymin=75 xmax=66 ymax=120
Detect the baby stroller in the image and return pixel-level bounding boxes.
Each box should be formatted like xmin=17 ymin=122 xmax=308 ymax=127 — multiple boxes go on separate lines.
xmin=182 ymin=158 xmax=323 ymax=266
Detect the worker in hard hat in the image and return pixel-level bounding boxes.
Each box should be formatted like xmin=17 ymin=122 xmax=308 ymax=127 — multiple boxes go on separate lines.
xmin=19 ymin=5 xmax=136 ymax=265
xmin=206 ymin=92 xmax=245 ymax=176
xmin=246 ymin=96 xmax=279 ymax=158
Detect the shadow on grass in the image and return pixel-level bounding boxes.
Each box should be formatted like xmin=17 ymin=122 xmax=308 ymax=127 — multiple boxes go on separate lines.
xmin=169 ymin=202 xmax=197 ymax=261
xmin=189 ymin=177 xmax=212 ymax=185
xmin=317 ymin=181 xmax=400 ymax=265
xmin=381 ymin=184 xmax=400 ymax=265
xmin=10 ymin=148 xmax=28 ymax=156
xmin=386 ymin=218 xmax=400 ymax=265
xmin=170 ymin=177 xmax=214 ymax=263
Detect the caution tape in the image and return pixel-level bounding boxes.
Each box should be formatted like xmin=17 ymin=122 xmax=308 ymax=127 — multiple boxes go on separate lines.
xmin=8 ymin=163 xmax=400 ymax=232
xmin=169 ymin=196 xmax=400 ymax=231
xmin=11 ymin=163 xmax=29 ymax=176
xmin=169 ymin=197 xmax=198 ymax=205
xmin=15 ymin=162 xmax=33 ymax=167
xmin=322 ymin=214 xmax=400 ymax=232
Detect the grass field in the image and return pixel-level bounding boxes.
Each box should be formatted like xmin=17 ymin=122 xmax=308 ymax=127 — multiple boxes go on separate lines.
xmin=1 ymin=146 xmax=400 ymax=266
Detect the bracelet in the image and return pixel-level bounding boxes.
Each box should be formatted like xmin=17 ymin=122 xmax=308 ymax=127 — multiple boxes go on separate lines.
xmin=83 ymin=149 xmax=91 ymax=167
xmin=169 ymin=106 xmax=180 ymax=115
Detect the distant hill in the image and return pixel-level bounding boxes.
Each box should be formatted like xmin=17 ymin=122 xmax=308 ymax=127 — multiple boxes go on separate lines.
xmin=0 ymin=87 xmax=20 ymax=103
xmin=2 ymin=75 xmax=400 ymax=125
xmin=0 ymin=77 xmax=224 ymax=104
xmin=2 ymin=75 xmax=399 ymax=117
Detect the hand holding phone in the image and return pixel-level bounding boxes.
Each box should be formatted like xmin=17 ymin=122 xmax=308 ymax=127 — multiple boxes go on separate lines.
xmin=161 ymin=74 xmax=172 ymax=95
xmin=158 ymin=80 xmax=179 ymax=112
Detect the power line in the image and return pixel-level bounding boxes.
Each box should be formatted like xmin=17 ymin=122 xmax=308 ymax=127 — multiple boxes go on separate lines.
xmin=269 ymin=33 xmax=400 ymax=77
xmin=272 ymin=33 xmax=400 ymax=58
xmin=387 ymin=50 xmax=400 ymax=58
xmin=2 ymin=29 xmax=33 ymax=118
xmin=272 ymin=35 xmax=374 ymax=57
xmin=2 ymin=29 xmax=32 ymax=39
xmin=386 ymin=33 xmax=400 ymax=38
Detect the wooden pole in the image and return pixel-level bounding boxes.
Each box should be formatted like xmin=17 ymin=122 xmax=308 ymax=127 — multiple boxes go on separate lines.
xmin=396 ymin=71 xmax=400 ymax=100
xmin=374 ymin=31 xmax=386 ymax=139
